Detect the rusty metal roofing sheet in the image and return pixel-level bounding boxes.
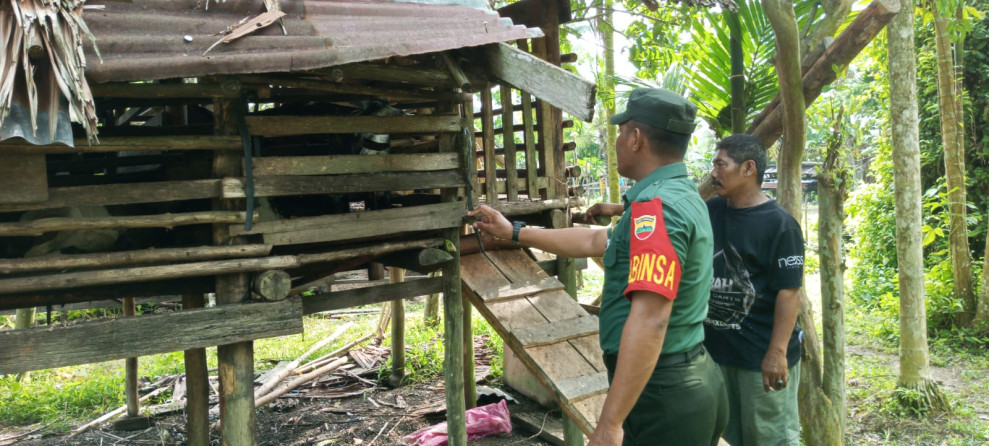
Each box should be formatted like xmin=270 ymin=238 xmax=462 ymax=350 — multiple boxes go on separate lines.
xmin=82 ymin=0 xmax=543 ymax=83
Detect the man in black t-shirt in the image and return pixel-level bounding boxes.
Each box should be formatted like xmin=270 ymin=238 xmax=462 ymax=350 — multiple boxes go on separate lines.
xmin=704 ymin=134 xmax=803 ymax=445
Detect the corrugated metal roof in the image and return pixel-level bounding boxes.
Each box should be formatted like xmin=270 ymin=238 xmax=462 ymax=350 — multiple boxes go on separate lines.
xmin=82 ymin=0 xmax=543 ymax=83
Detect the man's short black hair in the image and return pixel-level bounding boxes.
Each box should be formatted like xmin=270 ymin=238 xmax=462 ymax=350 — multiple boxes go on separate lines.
xmin=717 ymin=134 xmax=767 ymax=183
xmin=629 ymin=120 xmax=691 ymax=158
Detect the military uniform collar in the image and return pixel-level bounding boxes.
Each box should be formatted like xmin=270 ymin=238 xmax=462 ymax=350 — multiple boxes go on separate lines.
xmin=623 ymin=162 xmax=688 ymax=206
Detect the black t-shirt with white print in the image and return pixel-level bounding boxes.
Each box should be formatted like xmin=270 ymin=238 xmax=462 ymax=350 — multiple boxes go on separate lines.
xmin=703 ymin=196 xmax=804 ymax=371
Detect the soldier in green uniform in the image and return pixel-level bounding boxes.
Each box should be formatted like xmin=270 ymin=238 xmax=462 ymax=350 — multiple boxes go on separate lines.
xmin=468 ymin=88 xmax=727 ymax=446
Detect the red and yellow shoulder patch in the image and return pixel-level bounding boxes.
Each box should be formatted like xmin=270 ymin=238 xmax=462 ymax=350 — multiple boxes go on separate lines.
xmin=625 ymin=198 xmax=681 ymax=300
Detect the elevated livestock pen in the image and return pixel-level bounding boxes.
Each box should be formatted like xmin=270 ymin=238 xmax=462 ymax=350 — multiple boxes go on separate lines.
xmin=0 ymin=0 xmax=595 ymax=443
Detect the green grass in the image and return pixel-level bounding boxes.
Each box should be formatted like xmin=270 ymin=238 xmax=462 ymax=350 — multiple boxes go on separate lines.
xmin=843 ymin=289 xmax=989 ymax=445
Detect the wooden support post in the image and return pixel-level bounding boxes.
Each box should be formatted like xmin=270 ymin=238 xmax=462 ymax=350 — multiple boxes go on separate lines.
xmin=464 ymin=93 xmax=480 ymax=209
xmin=424 ymin=271 xmax=441 ymax=328
xmin=213 ymin=96 xmax=257 ymax=446
xmin=542 ymin=4 xmax=583 ymax=439
xmin=182 ymin=294 xmax=210 ymax=446
xmin=501 ymin=85 xmax=519 ymax=201
xmin=390 ymin=267 xmax=407 ymax=387
xmin=463 ymin=293 xmax=476 ymax=409
xmin=123 ymin=297 xmax=139 ymax=418
xmin=439 ymin=98 xmax=467 ymax=444
xmin=441 ymin=230 xmax=466 ymax=443
xmin=481 ymin=87 xmax=498 ymax=203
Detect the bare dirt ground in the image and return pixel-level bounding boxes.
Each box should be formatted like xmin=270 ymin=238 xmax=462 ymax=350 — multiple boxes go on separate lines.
xmin=5 ymin=337 xmax=560 ymax=446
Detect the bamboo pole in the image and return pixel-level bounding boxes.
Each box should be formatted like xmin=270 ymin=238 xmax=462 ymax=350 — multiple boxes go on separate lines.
xmin=254 ymin=357 xmax=349 ymax=408
xmin=295 ymin=333 xmax=372 ymax=375
xmin=254 ymin=322 xmax=353 ymax=398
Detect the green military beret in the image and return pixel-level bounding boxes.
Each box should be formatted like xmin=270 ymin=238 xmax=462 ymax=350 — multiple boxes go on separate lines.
xmin=610 ymin=88 xmax=697 ymax=135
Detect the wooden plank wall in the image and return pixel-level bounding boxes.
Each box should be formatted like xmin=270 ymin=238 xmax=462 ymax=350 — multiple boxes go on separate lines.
xmin=474 ymin=42 xmax=578 ymax=205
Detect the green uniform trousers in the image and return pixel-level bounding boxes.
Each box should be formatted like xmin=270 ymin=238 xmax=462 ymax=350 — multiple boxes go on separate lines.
xmin=718 ymin=362 xmax=801 ymax=446
xmin=604 ymin=344 xmax=729 ymax=445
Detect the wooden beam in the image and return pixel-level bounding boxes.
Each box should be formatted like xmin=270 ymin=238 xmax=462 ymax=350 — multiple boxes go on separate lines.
xmin=252 ymin=270 xmax=292 ymax=301
xmin=0 ymin=135 xmax=241 ymax=154
xmin=481 ymin=43 xmax=595 ymax=122
xmin=487 ymin=198 xmax=571 ymax=217
xmin=0 ymin=179 xmax=221 ymax=213
xmin=481 ymin=87 xmax=498 ymax=203
xmin=441 ymin=53 xmax=472 ymax=92
xmin=515 ymin=316 xmax=598 ymax=348
xmin=296 ymin=237 xmax=445 ymax=265
xmin=555 ymin=371 xmax=609 ymax=403
xmin=521 ymin=89 xmax=539 ymax=197
xmin=0 ymin=245 xmax=272 ymax=275
xmin=0 ymin=256 xmax=301 ymax=295
xmin=535 ymin=257 xmax=588 ymax=276
xmin=252 ymin=153 xmax=459 ymax=176
xmin=123 ymin=297 xmax=140 ymax=418
xmin=748 ymin=0 xmax=900 ymax=146
xmin=244 ymin=115 xmax=465 ymax=137
xmin=378 ymin=248 xmax=455 ymax=275
xmin=0 ymin=299 xmax=303 ymax=375
xmin=312 ymin=63 xmax=456 ymax=88
xmin=0 ymin=277 xmax=214 ymax=312
xmin=231 ymin=202 xmax=464 ymax=246
xmin=238 ymin=75 xmax=460 ymax=101
xmin=477 ymin=119 xmax=573 ymax=137
xmin=486 ymin=176 xmax=549 ymax=196
xmin=301 ymin=276 xmax=444 ymax=315
xmin=501 ymin=85 xmax=519 ymax=201
xmin=0 ymin=211 xmax=253 ymax=237
xmin=222 ymin=171 xmax=463 ymax=198
xmin=212 ymin=96 xmax=257 ymax=446
xmin=89 ymin=82 xmax=241 ymax=99
xmin=475 ymin=276 xmax=566 ymax=303
xmin=182 ymin=294 xmax=210 ymax=446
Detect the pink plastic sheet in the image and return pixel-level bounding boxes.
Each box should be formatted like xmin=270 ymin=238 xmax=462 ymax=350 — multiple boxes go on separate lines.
xmin=400 ymin=399 xmax=512 ymax=446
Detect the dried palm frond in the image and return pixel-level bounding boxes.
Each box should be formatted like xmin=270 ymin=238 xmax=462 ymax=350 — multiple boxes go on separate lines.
xmin=0 ymin=0 xmax=101 ymax=145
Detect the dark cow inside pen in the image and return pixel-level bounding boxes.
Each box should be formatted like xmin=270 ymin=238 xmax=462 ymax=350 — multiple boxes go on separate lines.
xmin=254 ymin=99 xmax=407 ymax=219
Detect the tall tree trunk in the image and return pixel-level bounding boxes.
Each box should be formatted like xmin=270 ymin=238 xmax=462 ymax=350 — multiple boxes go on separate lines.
xmin=819 ymin=109 xmax=848 ymax=439
xmin=763 ymin=0 xmax=806 ymax=216
xmin=727 ymin=11 xmax=746 ymax=134
xmin=933 ymin=2 xmax=976 ymax=327
xmin=600 ymin=0 xmax=619 ymax=205
xmin=888 ymin=0 xmax=951 ymax=414
xmin=978 ymin=215 xmax=989 ymax=322
xmin=762 ymin=0 xmax=842 ymax=443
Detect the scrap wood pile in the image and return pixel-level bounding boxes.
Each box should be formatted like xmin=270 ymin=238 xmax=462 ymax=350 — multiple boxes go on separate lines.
xmin=68 ymin=323 xmax=390 ymax=436
xmin=0 ymin=0 xmax=101 ymax=144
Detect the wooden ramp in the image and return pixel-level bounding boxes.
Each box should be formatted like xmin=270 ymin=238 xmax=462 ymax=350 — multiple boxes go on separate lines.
xmin=460 ymin=248 xmax=606 ymax=435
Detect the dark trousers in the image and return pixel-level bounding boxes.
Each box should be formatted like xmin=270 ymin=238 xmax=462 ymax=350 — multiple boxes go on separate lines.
xmin=604 ymin=345 xmax=729 ymax=446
